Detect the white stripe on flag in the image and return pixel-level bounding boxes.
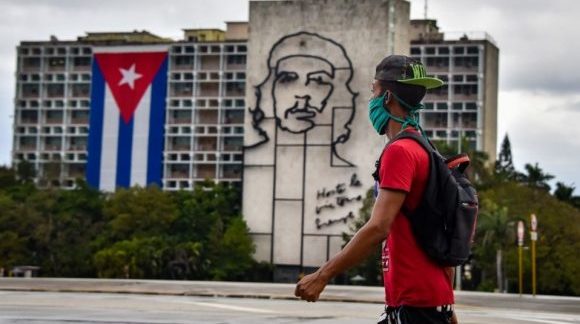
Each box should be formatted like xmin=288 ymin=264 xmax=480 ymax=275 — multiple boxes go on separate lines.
xmin=99 ymin=85 xmax=120 ymax=191
xmin=130 ymin=86 xmax=152 ymax=187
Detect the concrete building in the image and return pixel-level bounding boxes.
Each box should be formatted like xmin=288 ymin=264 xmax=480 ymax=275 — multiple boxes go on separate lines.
xmin=12 ymin=23 xmax=247 ymax=190
xmin=410 ymin=19 xmax=499 ymax=160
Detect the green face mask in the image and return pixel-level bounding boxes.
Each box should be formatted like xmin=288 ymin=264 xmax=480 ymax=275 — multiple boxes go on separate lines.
xmin=368 ymin=92 xmax=405 ymax=135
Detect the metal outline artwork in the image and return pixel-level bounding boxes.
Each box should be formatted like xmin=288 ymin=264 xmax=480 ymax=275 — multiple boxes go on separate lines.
xmin=244 ymin=31 xmax=360 ymax=269
xmin=246 ymin=31 xmax=358 ymax=167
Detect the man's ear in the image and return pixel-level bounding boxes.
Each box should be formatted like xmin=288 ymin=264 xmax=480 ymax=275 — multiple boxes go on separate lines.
xmin=383 ymin=90 xmax=392 ymax=108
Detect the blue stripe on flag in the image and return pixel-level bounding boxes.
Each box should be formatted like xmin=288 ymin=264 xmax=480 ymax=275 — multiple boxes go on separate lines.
xmin=116 ymin=117 xmax=134 ymax=188
xmin=146 ymin=57 xmax=168 ymax=187
xmin=86 ymin=60 xmax=105 ymax=189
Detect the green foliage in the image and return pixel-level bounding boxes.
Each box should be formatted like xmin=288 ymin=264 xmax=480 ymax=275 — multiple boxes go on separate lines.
xmin=342 ymin=188 xmax=382 ymax=285
xmin=479 ymin=181 xmax=580 ymax=295
xmin=495 ymin=134 xmax=517 ymax=181
xmin=521 ymin=163 xmax=555 ymax=192
xmin=0 ymin=166 xmax=260 ymax=281
xmin=554 ymin=182 xmax=580 ymax=209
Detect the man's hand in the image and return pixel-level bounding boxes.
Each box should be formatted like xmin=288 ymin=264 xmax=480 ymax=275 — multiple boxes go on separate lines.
xmin=450 ymin=312 xmax=459 ymax=324
xmin=294 ymin=270 xmax=328 ymax=302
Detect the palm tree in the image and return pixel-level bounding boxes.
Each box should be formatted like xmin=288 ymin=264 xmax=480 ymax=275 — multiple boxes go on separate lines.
xmin=554 ymin=182 xmax=580 ymax=209
xmin=477 ymin=199 xmax=513 ymax=292
xmin=522 ymin=163 xmax=554 ymax=191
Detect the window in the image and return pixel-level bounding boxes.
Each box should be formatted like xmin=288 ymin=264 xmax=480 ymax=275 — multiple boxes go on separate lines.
xmin=453 ymin=47 xmax=465 ymax=55
xmin=425 ymin=47 xmax=435 ymax=54
xmin=462 ymin=113 xmax=477 ymax=128
xmin=174 ymin=56 xmax=194 ymax=68
xmin=454 ymin=57 xmax=479 ymax=68
xmin=438 ymin=47 xmax=450 ymax=55
xmin=436 ymin=102 xmax=448 ymax=110
xmin=22 ymin=57 xmax=41 ymax=70
xmin=454 ymin=84 xmax=478 ymax=95
xmin=227 ymin=55 xmax=246 ymax=65
xmin=46 ymin=84 xmax=65 ymax=97
xmin=465 ymin=102 xmax=477 ymax=110
xmin=426 ymin=57 xmax=449 ymax=67
xmin=71 ymin=84 xmax=90 ymax=97
xmin=466 ymin=74 xmax=478 ymax=82
xmin=73 ymin=56 xmax=91 ymax=68
xmin=453 ymin=75 xmax=463 ymax=82
xmin=22 ymin=84 xmax=40 ymax=98
xmin=467 ymin=46 xmax=479 ymax=54
xmin=452 ymin=102 xmax=463 ymax=110
xmin=410 ymin=47 xmax=421 ymax=55
xmin=423 ymin=112 xmax=448 ymax=128
xmin=48 ymin=57 xmax=66 ymax=70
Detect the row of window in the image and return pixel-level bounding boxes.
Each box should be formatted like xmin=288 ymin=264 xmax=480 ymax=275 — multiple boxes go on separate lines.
xmin=168 ymin=98 xmax=245 ymax=108
xmin=20 ymin=83 xmax=90 ymax=98
xmin=21 ymin=57 xmax=91 ymax=70
xmin=165 ymin=152 xmax=243 ymax=163
xmin=19 ymin=47 xmax=92 ymax=56
xmin=164 ymin=179 xmax=242 ymax=191
xmin=171 ymin=44 xmax=247 ymax=55
xmin=424 ymin=129 xmax=478 ymax=139
xmin=171 ymin=55 xmax=246 ymax=69
xmin=170 ymin=71 xmax=246 ymax=81
xmin=411 ymin=46 xmax=480 ymax=56
xmin=19 ymin=73 xmax=91 ymax=83
xmin=424 ymin=101 xmax=478 ymax=111
xmin=421 ymin=111 xmax=478 ymax=129
xmin=17 ymin=99 xmax=90 ymax=109
xmin=422 ymin=56 xmax=479 ymax=68
xmin=166 ymin=125 xmax=244 ymax=135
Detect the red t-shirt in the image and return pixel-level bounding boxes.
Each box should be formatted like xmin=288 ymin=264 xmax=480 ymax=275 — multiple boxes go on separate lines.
xmin=379 ymin=131 xmax=454 ymax=307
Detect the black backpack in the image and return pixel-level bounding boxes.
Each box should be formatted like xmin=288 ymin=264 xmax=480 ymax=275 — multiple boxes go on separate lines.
xmin=372 ymin=131 xmax=478 ymax=267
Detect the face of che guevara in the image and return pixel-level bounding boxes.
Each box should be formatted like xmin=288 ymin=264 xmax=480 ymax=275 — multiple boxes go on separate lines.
xmin=272 ymin=56 xmax=335 ymax=133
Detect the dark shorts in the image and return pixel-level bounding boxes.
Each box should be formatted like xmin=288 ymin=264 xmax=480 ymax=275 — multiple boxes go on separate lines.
xmin=377 ymin=305 xmax=453 ymax=324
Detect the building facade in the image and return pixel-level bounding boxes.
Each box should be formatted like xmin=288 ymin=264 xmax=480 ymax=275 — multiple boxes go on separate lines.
xmin=410 ymin=19 xmax=499 ymax=161
xmin=12 ymin=25 xmax=247 ymax=190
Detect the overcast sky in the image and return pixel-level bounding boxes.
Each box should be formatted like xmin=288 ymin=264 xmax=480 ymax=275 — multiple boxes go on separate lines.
xmin=1 ymin=0 xmax=579 ymax=193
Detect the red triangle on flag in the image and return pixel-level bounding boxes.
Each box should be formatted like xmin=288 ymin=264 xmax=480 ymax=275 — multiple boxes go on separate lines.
xmin=95 ymin=52 xmax=167 ymax=124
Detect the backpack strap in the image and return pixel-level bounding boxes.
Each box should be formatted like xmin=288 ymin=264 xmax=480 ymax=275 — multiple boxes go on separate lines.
xmin=372 ymin=130 xmax=437 ymax=183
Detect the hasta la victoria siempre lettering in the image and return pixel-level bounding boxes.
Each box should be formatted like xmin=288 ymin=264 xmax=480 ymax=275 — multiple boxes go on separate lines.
xmin=315 ymin=211 xmax=355 ymax=229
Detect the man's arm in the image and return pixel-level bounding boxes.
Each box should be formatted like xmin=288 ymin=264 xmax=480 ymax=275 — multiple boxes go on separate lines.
xmin=294 ymin=188 xmax=406 ymax=302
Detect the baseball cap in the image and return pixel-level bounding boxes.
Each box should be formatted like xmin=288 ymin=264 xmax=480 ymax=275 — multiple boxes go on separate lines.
xmin=374 ymin=55 xmax=444 ymax=89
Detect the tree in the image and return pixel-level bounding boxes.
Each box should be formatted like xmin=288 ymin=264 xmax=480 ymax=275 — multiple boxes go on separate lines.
xmin=342 ymin=188 xmax=382 ymax=285
xmin=16 ymin=160 xmax=35 ymax=184
xmin=480 ymin=181 xmax=580 ymax=295
xmin=521 ymin=163 xmax=554 ymax=191
xmin=103 ymin=186 xmax=178 ymax=241
xmin=554 ymin=182 xmax=580 ymax=209
xmin=475 ymin=199 xmax=513 ymax=292
xmin=495 ymin=134 xmax=517 ymax=180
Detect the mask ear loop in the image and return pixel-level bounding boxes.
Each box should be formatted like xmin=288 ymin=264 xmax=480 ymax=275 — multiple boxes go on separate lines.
xmin=390 ymin=92 xmax=428 ymax=139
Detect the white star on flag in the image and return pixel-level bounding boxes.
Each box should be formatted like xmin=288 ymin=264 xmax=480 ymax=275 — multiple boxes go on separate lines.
xmin=118 ymin=64 xmax=143 ymax=89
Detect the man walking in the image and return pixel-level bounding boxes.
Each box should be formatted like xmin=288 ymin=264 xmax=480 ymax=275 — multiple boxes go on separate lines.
xmin=295 ymin=55 xmax=458 ymax=324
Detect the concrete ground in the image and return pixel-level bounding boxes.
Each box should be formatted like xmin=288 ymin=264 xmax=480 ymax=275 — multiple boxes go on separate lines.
xmin=0 ymin=278 xmax=578 ymax=323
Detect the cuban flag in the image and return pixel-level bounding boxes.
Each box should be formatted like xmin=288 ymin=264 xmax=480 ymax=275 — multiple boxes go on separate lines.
xmin=86 ymin=46 xmax=168 ymax=191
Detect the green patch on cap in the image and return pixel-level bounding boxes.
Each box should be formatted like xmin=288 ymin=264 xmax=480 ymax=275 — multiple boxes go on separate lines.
xmin=397 ymin=63 xmax=444 ymax=89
